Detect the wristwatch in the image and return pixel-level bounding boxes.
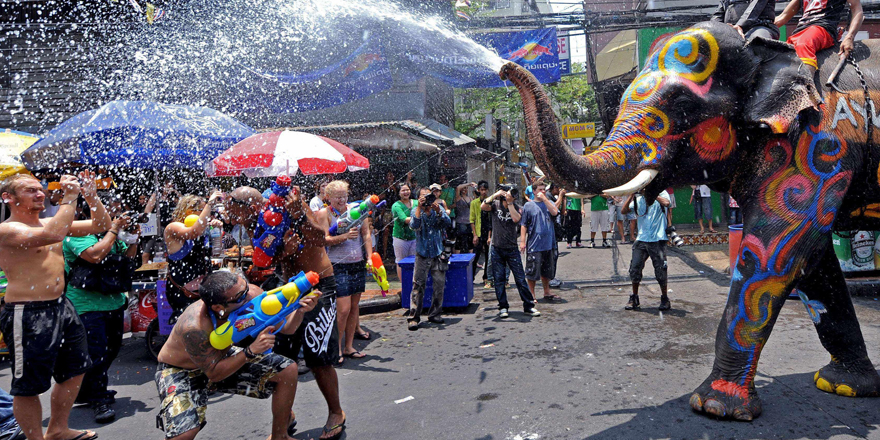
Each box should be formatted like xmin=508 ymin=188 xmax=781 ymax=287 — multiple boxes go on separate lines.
xmin=244 ymin=347 xmax=258 ymax=360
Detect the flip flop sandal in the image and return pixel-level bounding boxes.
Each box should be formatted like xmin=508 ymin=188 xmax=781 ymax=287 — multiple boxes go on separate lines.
xmin=321 ymin=418 xmax=346 ymax=440
xmin=354 ymin=331 xmax=371 ymax=340
xmin=332 ymin=356 xmax=345 ymax=367
xmin=542 ymin=295 xmax=562 ymax=303
xmin=288 ymin=417 xmax=297 ymax=436
xmin=344 ymin=351 xmax=366 ymax=359
xmin=64 ymin=431 xmax=98 ymax=440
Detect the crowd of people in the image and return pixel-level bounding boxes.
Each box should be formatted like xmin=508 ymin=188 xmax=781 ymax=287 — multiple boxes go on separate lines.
xmin=0 ymin=160 xmax=754 ymax=440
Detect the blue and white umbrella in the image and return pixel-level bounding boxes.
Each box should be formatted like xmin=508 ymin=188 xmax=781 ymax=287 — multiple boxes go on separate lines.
xmin=22 ymin=100 xmax=254 ymax=170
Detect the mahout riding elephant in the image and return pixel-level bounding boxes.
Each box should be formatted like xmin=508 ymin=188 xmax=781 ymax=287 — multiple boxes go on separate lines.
xmin=501 ymin=21 xmax=880 ymax=421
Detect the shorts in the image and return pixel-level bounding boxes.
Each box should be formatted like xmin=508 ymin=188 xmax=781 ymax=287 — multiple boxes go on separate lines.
xmin=590 ymin=210 xmax=611 ymax=233
xmin=629 ymin=240 xmax=668 ymax=285
xmin=608 ymin=204 xmax=622 ymax=222
xmin=274 ymin=276 xmax=339 ymax=368
xmin=0 ymin=296 xmax=92 ymax=396
xmin=333 ymin=261 xmax=366 ymax=298
xmin=787 ymin=25 xmax=835 ymax=69
xmin=392 ymin=238 xmax=417 ymax=263
xmin=694 ymin=197 xmax=713 ymax=222
xmin=155 ymin=352 xmax=293 ymax=438
xmin=525 ymin=249 xmax=556 ymax=281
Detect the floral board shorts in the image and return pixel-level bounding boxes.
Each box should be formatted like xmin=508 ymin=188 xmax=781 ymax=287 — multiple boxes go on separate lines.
xmin=154 ymin=349 xmax=294 ymax=438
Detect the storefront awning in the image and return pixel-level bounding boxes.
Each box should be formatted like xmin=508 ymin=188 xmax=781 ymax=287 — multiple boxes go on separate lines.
xmin=274 ymin=119 xmax=475 ymax=153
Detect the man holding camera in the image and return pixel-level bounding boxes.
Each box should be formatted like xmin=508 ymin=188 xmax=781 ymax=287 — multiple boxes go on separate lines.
xmin=0 ymin=171 xmax=111 ymax=440
xmin=520 ymin=182 xmax=561 ymax=302
xmin=620 ymin=189 xmax=671 ymax=311
xmin=63 ymin=200 xmax=141 ymax=423
xmin=407 ymin=188 xmax=452 ymax=331
xmin=482 ymin=188 xmax=539 ymax=318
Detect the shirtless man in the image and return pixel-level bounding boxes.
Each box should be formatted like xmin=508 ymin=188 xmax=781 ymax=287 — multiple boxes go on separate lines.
xmin=226 ymin=185 xmax=346 ymax=440
xmin=156 ymin=271 xmax=320 ymax=440
xmin=0 ymin=171 xmax=112 ymax=440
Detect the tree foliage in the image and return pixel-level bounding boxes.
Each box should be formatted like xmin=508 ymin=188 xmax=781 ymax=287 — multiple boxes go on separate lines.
xmin=454 ymin=62 xmax=598 ymax=137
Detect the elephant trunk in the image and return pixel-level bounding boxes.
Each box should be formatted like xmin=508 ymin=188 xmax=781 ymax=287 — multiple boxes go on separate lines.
xmin=500 ymin=62 xmax=651 ymax=195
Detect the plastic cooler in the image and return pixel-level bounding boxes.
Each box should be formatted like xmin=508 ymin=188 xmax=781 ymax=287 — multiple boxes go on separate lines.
xmin=728 ymin=224 xmax=743 ymax=271
xmin=399 ymin=253 xmax=475 ymax=309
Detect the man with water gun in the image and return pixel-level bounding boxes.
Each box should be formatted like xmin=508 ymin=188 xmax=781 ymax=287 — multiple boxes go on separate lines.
xmin=227 ymin=180 xmax=347 ymax=440
xmin=155 ymin=270 xmax=321 ymax=440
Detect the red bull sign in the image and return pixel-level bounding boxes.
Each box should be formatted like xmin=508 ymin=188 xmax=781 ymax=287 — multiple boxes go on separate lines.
xmin=507 ymin=42 xmax=554 ymax=62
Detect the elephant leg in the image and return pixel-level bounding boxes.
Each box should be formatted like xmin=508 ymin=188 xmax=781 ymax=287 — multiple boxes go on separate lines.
xmin=690 ymin=135 xmax=854 ymax=421
xmin=796 ymin=240 xmax=880 ymax=398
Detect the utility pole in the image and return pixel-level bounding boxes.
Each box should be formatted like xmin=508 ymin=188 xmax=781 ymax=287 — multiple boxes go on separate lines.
xmin=582 ymin=1 xmax=607 ymax=135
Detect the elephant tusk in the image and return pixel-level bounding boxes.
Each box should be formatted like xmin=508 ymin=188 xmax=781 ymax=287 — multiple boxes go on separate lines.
xmin=603 ymin=169 xmax=659 ymax=196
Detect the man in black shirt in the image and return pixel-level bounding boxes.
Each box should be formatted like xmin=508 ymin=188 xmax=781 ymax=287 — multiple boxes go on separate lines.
xmin=711 ymin=0 xmax=779 ymax=40
xmin=776 ymin=0 xmax=863 ymax=70
xmin=481 ymin=188 xmax=540 ymax=319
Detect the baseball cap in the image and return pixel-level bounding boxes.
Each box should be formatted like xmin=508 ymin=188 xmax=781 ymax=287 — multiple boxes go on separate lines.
xmin=429 ymin=183 xmax=442 ymax=191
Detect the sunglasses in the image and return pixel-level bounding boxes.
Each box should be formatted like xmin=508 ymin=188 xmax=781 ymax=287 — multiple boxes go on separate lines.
xmin=223 ymin=282 xmax=249 ymax=306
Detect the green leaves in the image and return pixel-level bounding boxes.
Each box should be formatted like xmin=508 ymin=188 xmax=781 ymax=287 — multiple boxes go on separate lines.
xmin=454 ymin=62 xmax=597 ymax=137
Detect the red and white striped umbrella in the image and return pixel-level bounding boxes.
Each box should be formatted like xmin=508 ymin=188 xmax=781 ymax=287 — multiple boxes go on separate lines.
xmin=206 ymin=130 xmax=369 ymax=177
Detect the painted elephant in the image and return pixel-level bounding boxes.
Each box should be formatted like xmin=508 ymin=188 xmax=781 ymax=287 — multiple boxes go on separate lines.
xmin=501 ymin=20 xmax=880 ymax=421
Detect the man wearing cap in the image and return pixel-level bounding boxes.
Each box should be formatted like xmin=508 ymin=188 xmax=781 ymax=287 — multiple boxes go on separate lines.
xmin=429 ymin=183 xmax=450 ymax=216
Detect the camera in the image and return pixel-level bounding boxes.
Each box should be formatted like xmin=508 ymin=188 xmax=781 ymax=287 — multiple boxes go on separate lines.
xmin=422 ymin=193 xmax=436 ymax=207
xmin=666 ymin=225 xmax=684 ymax=247
xmin=497 ymin=184 xmax=515 ymax=202
xmin=123 ymin=211 xmax=150 ymax=224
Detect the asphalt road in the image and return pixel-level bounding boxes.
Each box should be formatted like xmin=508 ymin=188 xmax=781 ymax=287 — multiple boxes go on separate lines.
xmin=3 ymin=242 xmax=880 ymax=440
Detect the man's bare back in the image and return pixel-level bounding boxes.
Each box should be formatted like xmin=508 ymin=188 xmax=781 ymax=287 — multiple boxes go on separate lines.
xmin=0 ymin=172 xmax=111 ymax=303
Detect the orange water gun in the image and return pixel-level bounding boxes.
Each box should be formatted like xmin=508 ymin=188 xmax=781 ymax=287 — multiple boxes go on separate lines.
xmin=366 ymin=252 xmax=390 ymax=297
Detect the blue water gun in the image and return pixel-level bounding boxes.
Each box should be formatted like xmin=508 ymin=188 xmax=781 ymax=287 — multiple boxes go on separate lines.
xmin=253 ymin=175 xmax=292 ymax=268
xmin=328 ymin=194 xmax=386 ymax=235
xmin=209 ymin=271 xmax=320 ymax=351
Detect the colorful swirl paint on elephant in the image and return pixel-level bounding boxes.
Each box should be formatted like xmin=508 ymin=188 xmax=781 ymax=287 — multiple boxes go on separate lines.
xmin=501 ymin=20 xmax=880 ymax=422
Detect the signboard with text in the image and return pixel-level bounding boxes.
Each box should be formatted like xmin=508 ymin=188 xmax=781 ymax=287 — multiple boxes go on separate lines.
xmin=562 ymin=123 xmax=596 ymax=139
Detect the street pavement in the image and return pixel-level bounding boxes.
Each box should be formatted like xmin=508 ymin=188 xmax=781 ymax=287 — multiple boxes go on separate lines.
xmin=3 ymin=241 xmax=880 ymax=440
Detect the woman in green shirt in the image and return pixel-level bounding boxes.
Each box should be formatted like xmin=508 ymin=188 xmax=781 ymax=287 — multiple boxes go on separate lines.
xmin=391 ymin=183 xmax=416 ymax=281
xmin=62 ymin=208 xmax=139 ymax=424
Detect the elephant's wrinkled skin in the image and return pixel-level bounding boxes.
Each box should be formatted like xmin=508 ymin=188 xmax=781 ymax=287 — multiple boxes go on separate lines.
xmin=501 ymin=21 xmax=880 ymax=421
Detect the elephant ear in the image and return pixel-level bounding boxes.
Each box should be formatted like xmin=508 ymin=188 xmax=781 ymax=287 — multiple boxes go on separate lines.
xmin=741 ymin=37 xmax=823 ymax=133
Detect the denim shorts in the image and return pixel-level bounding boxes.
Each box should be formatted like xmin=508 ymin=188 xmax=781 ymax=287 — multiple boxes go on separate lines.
xmin=334 ymin=261 xmax=366 ymax=298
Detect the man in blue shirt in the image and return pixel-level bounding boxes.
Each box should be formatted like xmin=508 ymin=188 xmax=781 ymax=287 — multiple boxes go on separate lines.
xmin=520 ymin=182 xmax=561 ymax=302
xmin=407 ymin=188 xmax=452 ymax=331
xmin=621 ymin=189 xmax=671 ymax=311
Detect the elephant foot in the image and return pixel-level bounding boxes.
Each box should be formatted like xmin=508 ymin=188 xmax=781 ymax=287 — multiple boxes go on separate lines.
xmin=689 ymin=376 xmax=762 ymax=421
xmin=814 ymin=358 xmax=880 ymax=397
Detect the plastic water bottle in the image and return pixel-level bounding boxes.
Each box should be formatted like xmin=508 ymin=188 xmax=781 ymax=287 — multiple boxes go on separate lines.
xmin=210 ymin=226 xmax=223 ymax=257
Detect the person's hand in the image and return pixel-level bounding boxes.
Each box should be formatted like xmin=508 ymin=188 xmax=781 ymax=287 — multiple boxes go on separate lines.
xmin=249 ymin=326 xmax=276 ymax=354
xmin=536 ymin=192 xmax=547 ymax=203
xmin=110 ymin=215 xmax=130 ymax=234
xmin=208 ymin=190 xmax=223 ymax=204
xmin=472 ymin=235 xmax=479 ymax=246
xmin=59 ymin=175 xmax=81 ymax=200
xmin=209 ymin=219 xmax=223 ymax=228
xmin=840 ymin=36 xmax=855 ymax=57
xmin=77 ymin=170 xmax=98 ymax=200
xmin=503 ymin=191 xmax=513 ymax=202
xmin=345 ymin=227 xmax=360 ymax=240
xmin=285 ymin=187 xmax=305 ymax=219
xmin=417 ymin=194 xmax=427 ymax=206
xmin=298 ymin=290 xmax=322 ymax=312
xmin=431 ymin=201 xmax=441 ymax=212
xmin=732 ymin=24 xmax=744 ymax=38
xmin=519 ymin=242 xmax=526 ymax=253
xmin=282 ymin=230 xmax=301 ymax=257
xmin=470 ymin=182 xmax=477 ymax=188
